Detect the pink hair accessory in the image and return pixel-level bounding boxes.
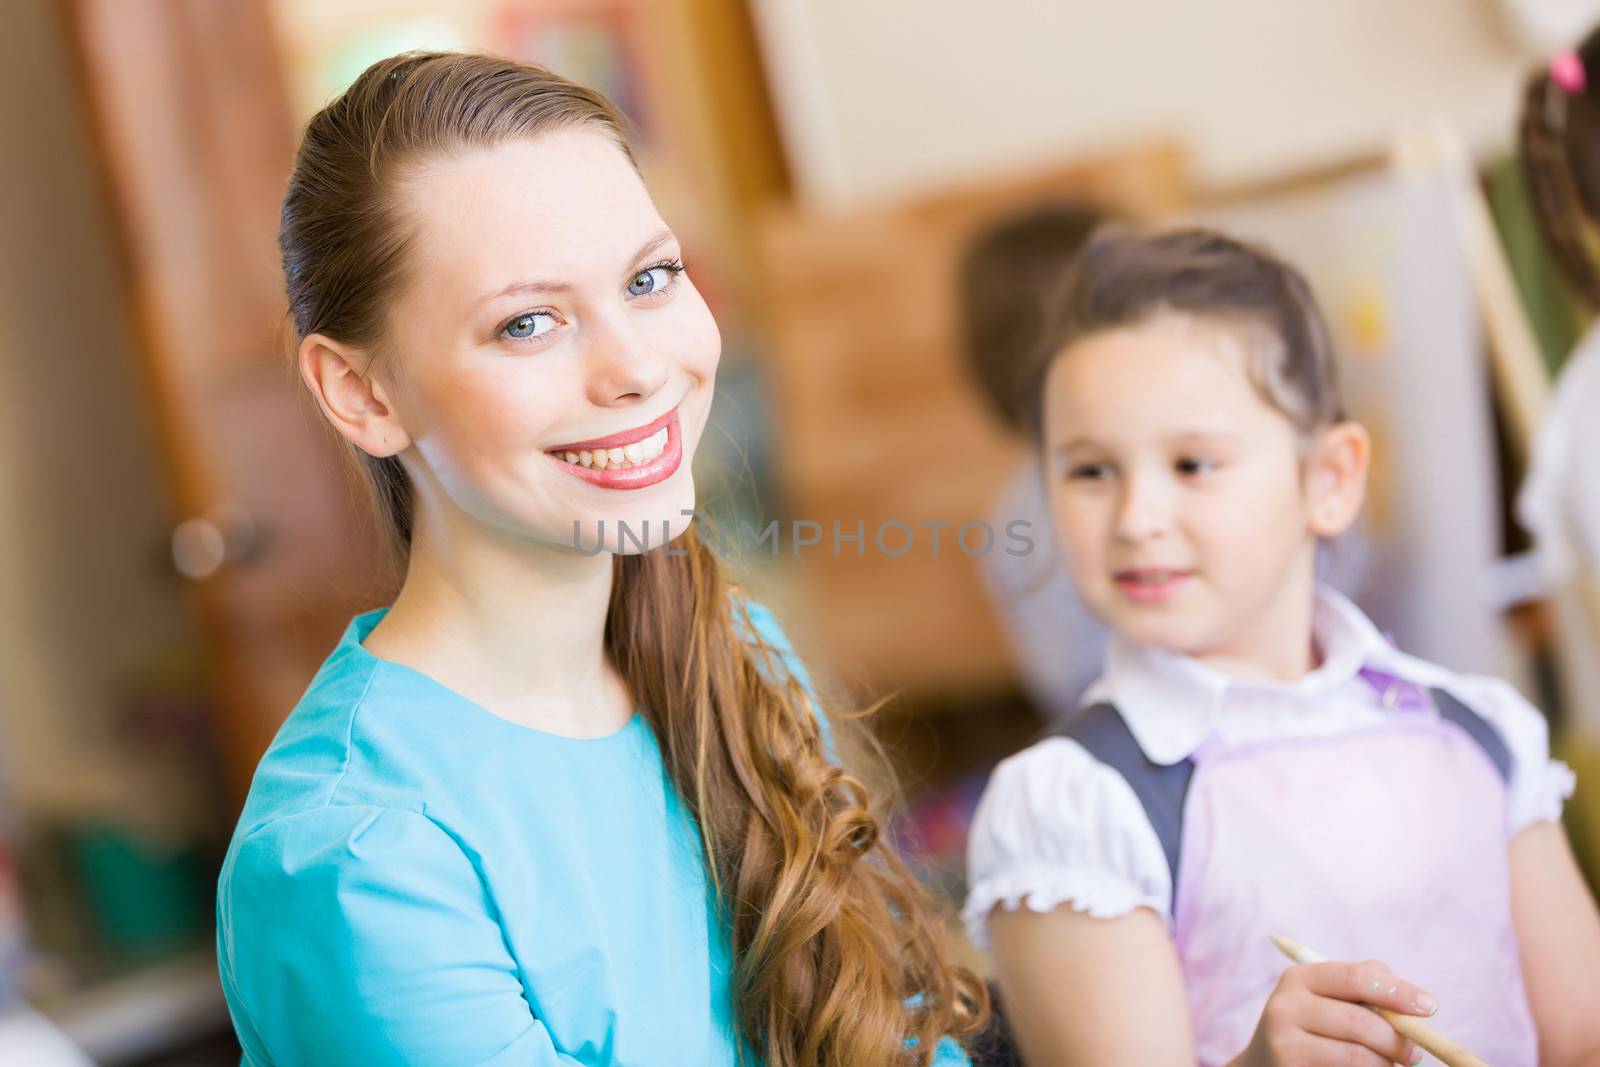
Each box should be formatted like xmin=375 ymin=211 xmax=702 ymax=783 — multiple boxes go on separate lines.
xmin=1552 ymin=49 xmax=1587 ymax=95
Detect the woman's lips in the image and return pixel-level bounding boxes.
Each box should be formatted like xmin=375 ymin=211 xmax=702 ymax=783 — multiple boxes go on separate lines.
xmin=546 ymin=409 xmax=683 ymax=491
xmin=1113 ymin=568 xmax=1194 ymax=604
xmin=546 ymin=406 xmax=677 ymax=452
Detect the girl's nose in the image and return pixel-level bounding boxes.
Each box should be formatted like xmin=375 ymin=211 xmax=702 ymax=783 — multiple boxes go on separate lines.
xmin=1114 ymin=477 xmax=1173 ymax=543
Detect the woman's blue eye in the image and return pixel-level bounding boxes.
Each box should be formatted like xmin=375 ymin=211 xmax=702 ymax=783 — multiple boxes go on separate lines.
xmin=504 ymin=311 xmax=557 ymax=340
xmin=1176 ymin=457 xmax=1214 ymax=476
xmin=1068 ymin=463 xmax=1111 ymax=481
xmin=628 ymin=265 xmax=676 ymax=297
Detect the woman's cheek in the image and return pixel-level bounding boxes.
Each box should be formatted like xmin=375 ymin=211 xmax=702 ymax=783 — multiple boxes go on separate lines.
xmin=672 ymin=286 xmax=722 ymax=378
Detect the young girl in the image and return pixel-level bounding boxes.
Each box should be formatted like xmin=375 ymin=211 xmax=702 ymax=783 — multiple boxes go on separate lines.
xmin=215 ymin=52 xmax=984 ymax=1067
xmin=963 ymin=228 xmax=1600 ymax=1066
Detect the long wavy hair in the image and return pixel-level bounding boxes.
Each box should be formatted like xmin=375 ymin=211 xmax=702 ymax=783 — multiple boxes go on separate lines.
xmin=279 ymin=51 xmax=985 ymax=1066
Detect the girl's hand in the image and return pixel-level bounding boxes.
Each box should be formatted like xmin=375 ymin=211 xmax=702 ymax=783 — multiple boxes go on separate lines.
xmin=1228 ymin=959 xmax=1437 ymax=1067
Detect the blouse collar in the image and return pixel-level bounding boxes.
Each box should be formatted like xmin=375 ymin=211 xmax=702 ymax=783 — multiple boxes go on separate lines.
xmin=1085 ymin=587 xmax=1446 ymax=765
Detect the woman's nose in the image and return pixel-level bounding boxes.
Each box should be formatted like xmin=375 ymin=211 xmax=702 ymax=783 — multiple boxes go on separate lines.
xmin=583 ymin=317 xmax=669 ymax=406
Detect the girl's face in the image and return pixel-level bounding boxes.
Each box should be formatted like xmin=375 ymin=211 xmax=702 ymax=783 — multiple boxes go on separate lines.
xmin=1041 ymin=313 xmax=1359 ymax=667
xmin=375 ymin=129 xmax=719 ymax=555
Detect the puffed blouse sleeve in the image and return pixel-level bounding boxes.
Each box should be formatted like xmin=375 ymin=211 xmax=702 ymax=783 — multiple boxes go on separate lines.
xmin=963 ymin=736 xmax=1174 ymax=952
xmin=1445 ymin=674 xmax=1577 ymax=835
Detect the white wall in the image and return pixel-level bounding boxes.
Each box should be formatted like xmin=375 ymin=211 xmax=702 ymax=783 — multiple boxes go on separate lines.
xmin=753 ymin=0 xmax=1559 ymax=209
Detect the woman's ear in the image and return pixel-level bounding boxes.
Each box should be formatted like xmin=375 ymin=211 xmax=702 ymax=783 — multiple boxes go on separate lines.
xmin=1306 ymin=420 xmax=1370 ymax=538
xmin=297 ymin=333 xmax=411 ymax=458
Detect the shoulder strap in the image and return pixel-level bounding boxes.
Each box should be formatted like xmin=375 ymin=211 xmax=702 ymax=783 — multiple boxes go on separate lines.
xmin=1429 ymin=687 xmax=1513 ymax=784
xmin=1048 ymin=703 xmax=1195 ymax=890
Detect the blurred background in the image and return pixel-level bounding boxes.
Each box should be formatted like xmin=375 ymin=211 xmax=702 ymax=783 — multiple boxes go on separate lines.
xmin=4 ymin=0 xmax=1600 ymax=1062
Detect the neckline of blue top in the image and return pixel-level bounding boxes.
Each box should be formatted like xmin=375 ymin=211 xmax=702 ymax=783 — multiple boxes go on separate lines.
xmin=345 ymin=606 xmax=649 ymax=746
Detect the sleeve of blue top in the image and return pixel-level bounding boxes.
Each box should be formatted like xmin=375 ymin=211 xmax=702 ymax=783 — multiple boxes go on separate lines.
xmin=224 ymin=804 xmax=583 ymax=1067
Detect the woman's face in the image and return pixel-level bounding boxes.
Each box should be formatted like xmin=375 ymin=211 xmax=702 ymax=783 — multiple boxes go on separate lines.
xmin=379 ymin=128 xmax=719 ymax=556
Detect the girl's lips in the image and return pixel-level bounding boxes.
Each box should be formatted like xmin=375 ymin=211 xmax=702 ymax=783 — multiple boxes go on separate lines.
xmin=548 ymin=410 xmax=683 ymax=491
xmin=1113 ymin=569 xmax=1195 ymax=605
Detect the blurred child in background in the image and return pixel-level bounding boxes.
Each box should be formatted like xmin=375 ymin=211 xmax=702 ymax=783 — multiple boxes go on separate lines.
xmin=957 ymin=202 xmax=1110 ymax=720
xmin=1518 ymin=26 xmax=1600 ymax=605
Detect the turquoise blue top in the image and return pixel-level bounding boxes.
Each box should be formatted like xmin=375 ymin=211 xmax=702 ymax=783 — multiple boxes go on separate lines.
xmin=216 ymin=601 xmax=970 ymax=1066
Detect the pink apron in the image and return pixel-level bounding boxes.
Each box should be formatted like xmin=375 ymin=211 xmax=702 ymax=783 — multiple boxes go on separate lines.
xmin=1171 ymin=676 xmax=1538 ymax=1064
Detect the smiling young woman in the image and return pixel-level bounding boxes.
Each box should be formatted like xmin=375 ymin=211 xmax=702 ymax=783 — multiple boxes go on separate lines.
xmin=215 ymin=51 xmax=985 ymax=1067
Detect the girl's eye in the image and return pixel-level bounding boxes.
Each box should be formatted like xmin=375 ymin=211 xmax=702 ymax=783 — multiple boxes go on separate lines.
xmin=502 ymin=310 xmax=558 ymax=342
xmin=627 ymin=260 xmax=684 ymax=297
xmin=1067 ymin=463 xmax=1112 ymax=481
xmin=1176 ymin=456 xmax=1215 ymax=476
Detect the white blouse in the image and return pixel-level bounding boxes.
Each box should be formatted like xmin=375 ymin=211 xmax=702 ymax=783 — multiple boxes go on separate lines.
xmin=963 ymin=588 xmax=1576 ymax=952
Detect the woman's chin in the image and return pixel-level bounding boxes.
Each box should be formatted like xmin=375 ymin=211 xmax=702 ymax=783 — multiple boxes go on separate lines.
xmin=563 ymin=486 xmax=698 ymax=556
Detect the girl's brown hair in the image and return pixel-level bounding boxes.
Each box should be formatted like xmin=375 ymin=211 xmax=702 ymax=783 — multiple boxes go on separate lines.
xmin=280 ymin=51 xmax=984 ymax=1066
xmin=1520 ymin=26 xmax=1600 ymax=310
xmin=1033 ymin=226 xmax=1345 ymax=438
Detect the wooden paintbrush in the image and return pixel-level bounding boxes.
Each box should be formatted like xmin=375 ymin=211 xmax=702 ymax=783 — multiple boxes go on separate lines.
xmin=1270 ymin=934 xmax=1490 ymax=1067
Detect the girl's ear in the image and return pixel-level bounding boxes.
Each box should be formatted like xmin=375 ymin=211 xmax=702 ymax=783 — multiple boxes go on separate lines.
xmin=297 ymin=333 xmax=412 ymax=458
xmin=1306 ymin=420 xmax=1370 ymax=538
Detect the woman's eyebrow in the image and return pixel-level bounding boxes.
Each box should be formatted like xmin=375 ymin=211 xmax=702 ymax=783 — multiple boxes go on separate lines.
xmin=627 ymin=228 xmax=678 ymax=266
xmin=470 ymin=229 xmax=678 ymax=310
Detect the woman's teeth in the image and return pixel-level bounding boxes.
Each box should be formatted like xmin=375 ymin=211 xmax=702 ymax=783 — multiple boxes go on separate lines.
xmin=558 ymin=426 xmax=669 ymax=470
